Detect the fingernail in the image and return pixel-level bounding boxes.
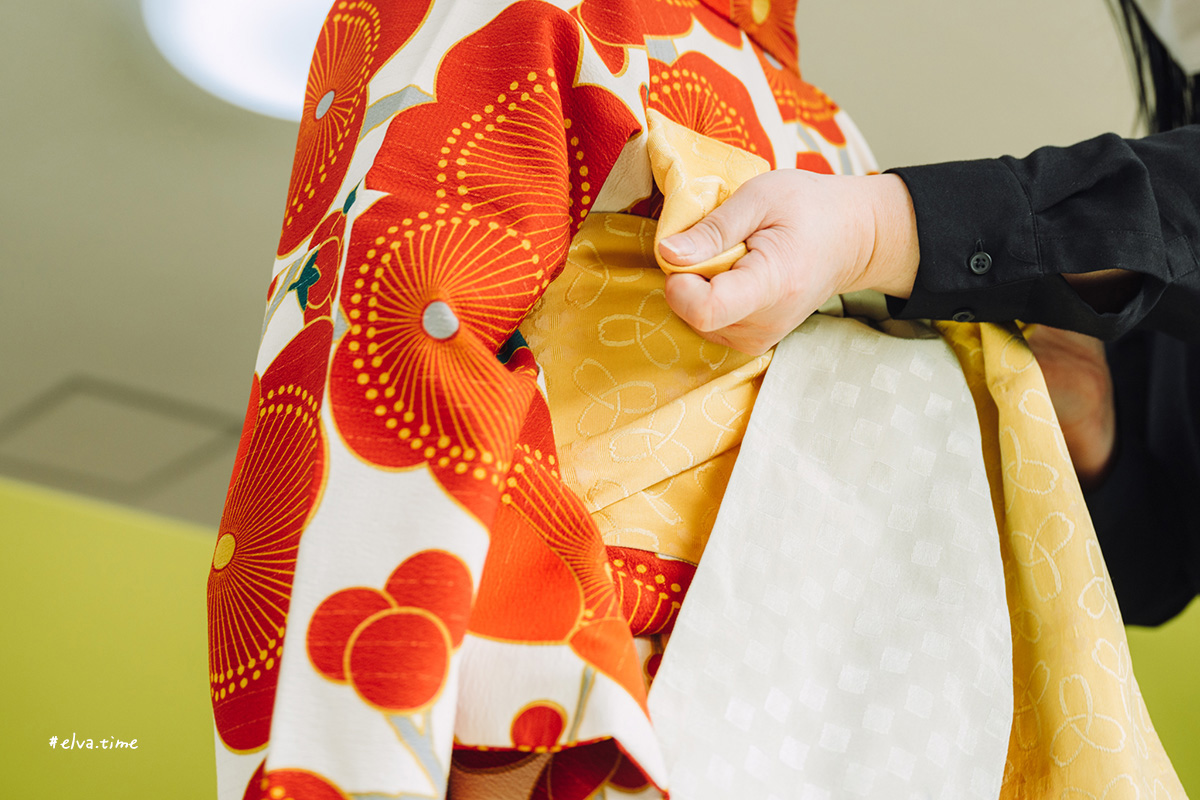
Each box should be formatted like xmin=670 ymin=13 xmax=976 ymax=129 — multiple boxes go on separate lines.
xmin=660 ymin=234 xmax=694 ymax=258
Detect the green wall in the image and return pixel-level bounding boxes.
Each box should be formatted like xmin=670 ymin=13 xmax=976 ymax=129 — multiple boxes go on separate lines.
xmin=1 ymin=475 xmax=1196 ymax=797
xmin=1 ymin=478 xmax=217 ymax=799
xmin=1128 ymin=599 xmax=1200 ymax=793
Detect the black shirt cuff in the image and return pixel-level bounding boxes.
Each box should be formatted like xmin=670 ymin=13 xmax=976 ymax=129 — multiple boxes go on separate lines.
xmin=885 ymin=158 xmax=1040 ymax=325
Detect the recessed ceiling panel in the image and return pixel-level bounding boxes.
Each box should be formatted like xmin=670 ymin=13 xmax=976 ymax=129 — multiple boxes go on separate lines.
xmin=0 ymin=377 xmax=240 ymax=506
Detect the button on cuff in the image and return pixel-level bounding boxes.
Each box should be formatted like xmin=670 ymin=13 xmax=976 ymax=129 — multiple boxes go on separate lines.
xmin=951 ymin=308 xmax=976 ymax=323
xmin=969 ymin=251 xmax=993 ymax=275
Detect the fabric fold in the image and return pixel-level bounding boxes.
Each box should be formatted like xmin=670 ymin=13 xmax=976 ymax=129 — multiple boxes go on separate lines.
xmin=647 ymin=108 xmax=770 ymax=278
xmin=209 ymin=1 xmax=1188 ymax=797
xmin=937 ymin=321 xmax=1187 ymax=799
xmin=646 ymin=315 xmax=1014 ymax=799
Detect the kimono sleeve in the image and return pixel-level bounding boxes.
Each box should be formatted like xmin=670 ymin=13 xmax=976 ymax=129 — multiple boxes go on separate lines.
xmin=207 ymin=2 xmax=647 ymax=798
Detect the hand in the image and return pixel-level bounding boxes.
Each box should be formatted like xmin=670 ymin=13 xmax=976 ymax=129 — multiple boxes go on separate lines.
xmin=1025 ymin=325 xmax=1117 ymax=489
xmin=657 ymin=170 xmax=920 ymax=355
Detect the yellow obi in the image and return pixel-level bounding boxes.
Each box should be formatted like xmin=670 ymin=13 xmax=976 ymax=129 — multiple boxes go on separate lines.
xmin=523 ymin=111 xmax=907 ymax=567
xmin=524 ymin=211 xmax=771 ymax=565
xmin=938 ymin=321 xmax=1186 ymax=798
xmin=524 ymin=110 xmax=781 ymax=565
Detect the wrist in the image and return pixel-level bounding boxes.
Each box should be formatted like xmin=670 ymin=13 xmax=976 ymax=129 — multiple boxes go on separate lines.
xmin=847 ymin=174 xmax=919 ymax=298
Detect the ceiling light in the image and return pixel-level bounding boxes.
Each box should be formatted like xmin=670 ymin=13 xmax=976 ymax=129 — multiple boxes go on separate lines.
xmin=141 ymin=0 xmax=332 ymax=121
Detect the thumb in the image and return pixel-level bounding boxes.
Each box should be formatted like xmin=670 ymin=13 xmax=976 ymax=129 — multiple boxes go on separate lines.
xmin=658 ymin=180 xmax=766 ymax=265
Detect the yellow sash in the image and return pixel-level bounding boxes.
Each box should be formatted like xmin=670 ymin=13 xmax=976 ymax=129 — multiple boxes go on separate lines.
xmin=524 ymin=110 xmax=1186 ymax=796
xmin=939 ymin=321 xmax=1184 ymax=797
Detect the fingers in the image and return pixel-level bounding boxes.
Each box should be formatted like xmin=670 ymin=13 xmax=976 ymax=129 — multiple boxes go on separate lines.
xmin=658 ymin=179 xmax=767 ymax=265
xmin=663 ymin=272 xmax=719 ymax=329
xmin=664 ymin=249 xmax=775 ymax=332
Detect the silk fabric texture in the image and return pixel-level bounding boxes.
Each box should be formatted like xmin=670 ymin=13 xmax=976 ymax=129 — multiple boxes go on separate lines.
xmin=528 ymin=112 xmax=1184 ymax=799
xmin=208 ymin=1 xmax=1186 ymax=798
xmin=208 ymin=2 xmax=867 ymax=798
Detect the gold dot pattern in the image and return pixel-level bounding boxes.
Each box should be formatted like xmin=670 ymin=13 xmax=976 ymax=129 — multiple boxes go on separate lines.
xmin=607 ymin=548 xmax=694 ymax=636
xmin=208 ymin=0 xmax=950 ymax=795
xmin=209 ymin=381 xmax=321 ymax=703
xmin=645 ymin=52 xmax=775 ymax=166
xmin=649 ymin=69 xmax=753 ymax=153
xmin=331 ymin=205 xmax=547 ymax=499
xmin=280 ymin=2 xmax=381 ymax=255
xmin=208 ymin=322 xmax=329 ymax=751
xmin=432 ymin=67 xmax=592 ymax=267
xmin=750 ymin=42 xmax=845 ymax=145
xmin=793 ymin=81 xmax=844 ymax=144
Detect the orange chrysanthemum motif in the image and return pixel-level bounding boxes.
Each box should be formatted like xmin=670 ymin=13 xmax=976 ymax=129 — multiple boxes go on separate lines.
xmin=469 ymin=395 xmax=644 ymax=702
xmin=796 ymin=151 xmax=835 ymax=174
xmin=278 ymin=1 xmax=430 ymax=256
xmin=209 ymin=320 xmax=331 ymax=753
xmin=225 ymin=374 xmax=260 ymax=502
xmin=365 ymin=0 xmax=639 ymax=271
xmin=794 ymin=79 xmax=844 ymax=145
xmin=468 ymin=398 xmax=610 ymax=644
xmin=469 ymin=470 xmax=590 ymax=642
xmin=255 ymin=768 xmax=353 ymax=800
xmin=730 ymin=0 xmax=798 ymax=72
xmin=333 ymin=1 xmax=637 ymax=522
xmin=751 ymin=42 xmax=799 ymax=122
xmin=328 ymin=198 xmax=543 ymax=520
xmin=646 ymin=51 xmax=776 ymax=166
xmin=506 ymin=411 xmax=622 ymax=628
xmin=573 ymin=0 xmax=744 ymax=74
xmin=607 ymin=547 xmax=696 ymax=636
xmin=753 ymin=44 xmax=845 ymax=144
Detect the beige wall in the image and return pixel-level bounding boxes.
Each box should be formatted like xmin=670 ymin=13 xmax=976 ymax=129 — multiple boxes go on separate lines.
xmin=797 ymin=0 xmax=1142 ymax=169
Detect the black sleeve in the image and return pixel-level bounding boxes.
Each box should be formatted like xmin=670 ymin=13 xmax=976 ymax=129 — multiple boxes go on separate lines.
xmin=1084 ymin=332 xmax=1200 ymax=626
xmin=885 ymin=126 xmax=1200 ymax=345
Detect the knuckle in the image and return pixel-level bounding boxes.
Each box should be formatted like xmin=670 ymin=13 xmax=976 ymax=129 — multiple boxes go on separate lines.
xmin=692 ymin=310 xmax=719 ymax=333
xmin=692 ymin=218 xmax=729 ymax=252
xmin=712 ymin=218 xmax=742 ymax=249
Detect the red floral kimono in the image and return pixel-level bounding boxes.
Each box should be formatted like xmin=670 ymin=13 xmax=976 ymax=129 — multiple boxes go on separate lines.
xmin=207 ymin=1 xmax=870 ymax=797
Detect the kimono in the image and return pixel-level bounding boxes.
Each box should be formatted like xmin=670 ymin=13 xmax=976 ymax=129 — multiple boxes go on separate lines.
xmin=207 ymin=1 xmax=1187 ymax=798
